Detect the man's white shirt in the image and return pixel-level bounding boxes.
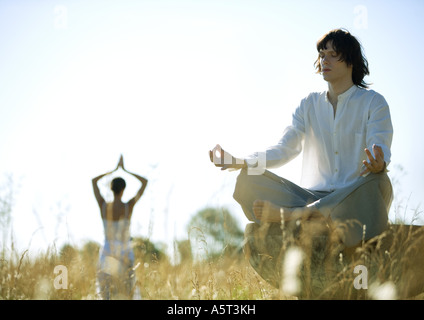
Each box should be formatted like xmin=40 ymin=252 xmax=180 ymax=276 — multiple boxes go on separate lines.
xmin=245 ymin=85 xmax=393 ymax=191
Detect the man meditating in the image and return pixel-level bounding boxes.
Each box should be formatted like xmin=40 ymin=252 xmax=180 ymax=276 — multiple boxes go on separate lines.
xmin=210 ymin=29 xmax=393 ymax=249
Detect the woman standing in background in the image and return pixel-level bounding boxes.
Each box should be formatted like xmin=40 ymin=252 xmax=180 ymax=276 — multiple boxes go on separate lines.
xmin=92 ymin=155 xmax=148 ymax=299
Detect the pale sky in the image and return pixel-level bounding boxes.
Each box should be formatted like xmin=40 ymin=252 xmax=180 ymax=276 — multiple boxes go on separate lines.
xmin=1 ymin=0 xmax=423 ymax=256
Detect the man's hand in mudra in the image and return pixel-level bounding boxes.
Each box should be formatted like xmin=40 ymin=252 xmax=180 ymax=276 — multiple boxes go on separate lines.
xmin=209 ymin=144 xmax=247 ymax=171
xmin=360 ymin=144 xmax=386 ymax=176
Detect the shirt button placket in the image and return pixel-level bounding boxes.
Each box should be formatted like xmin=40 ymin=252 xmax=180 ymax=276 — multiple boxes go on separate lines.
xmin=333 ymin=122 xmax=339 ymax=179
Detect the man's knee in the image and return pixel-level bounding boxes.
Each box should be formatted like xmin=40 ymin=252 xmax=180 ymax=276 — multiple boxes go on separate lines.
xmin=233 ymin=168 xmax=263 ymax=200
xmin=363 ymin=173 xmax=393 ymax=212
xmin=367 ymin=173 xmax=392 ymax=195
xmin=233 ymin=169 xmax=247 ymax=201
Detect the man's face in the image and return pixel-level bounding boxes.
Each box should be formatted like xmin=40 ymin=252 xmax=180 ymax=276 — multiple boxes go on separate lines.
xmin=319 ymin=40 xmax=353 ymax=84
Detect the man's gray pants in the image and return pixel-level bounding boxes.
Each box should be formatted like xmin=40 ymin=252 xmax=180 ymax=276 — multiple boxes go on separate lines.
xmin=233 ymin=169 xmax=393 ymax=247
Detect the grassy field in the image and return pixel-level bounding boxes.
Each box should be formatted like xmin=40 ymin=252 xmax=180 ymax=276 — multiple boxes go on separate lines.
xmin=1 ymin=219 xmax=424 ymax=300
xmin=1 ymin=175 xmax=423 ymax=300
xmin=0 ymin=239 xmax=279 ymax=300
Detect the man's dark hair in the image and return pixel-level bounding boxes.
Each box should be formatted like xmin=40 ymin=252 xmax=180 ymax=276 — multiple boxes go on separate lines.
xmin=111 ymin=177 xmax=126 ymax=195
xmin=314 ymin=29 xmax=370 ymax=88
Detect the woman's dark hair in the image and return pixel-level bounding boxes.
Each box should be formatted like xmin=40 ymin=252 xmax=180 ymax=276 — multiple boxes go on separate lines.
xmin=314 ymin=29 xmax=370 ymax=88
xmin=111 ymin=177 xmax=126 ymax=195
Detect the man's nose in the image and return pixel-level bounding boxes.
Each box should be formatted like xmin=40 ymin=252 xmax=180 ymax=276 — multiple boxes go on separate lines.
xmin=321 ymin=56 xmax=329 ymax=65
xmin=321 ymin=59 xmax=330 ymax=69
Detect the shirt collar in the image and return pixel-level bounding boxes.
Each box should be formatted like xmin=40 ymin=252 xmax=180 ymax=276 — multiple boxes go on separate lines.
xmin=325 ymin=84 xmax=358 ymax=102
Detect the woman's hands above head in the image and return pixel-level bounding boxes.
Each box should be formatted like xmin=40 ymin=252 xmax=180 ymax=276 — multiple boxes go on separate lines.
xmin=116 ymin=154 xmax=125 ymax=171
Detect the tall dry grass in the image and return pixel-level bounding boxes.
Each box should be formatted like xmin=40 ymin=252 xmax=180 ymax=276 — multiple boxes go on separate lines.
xmin=290 ymin=221 xmax=424 ymax=299
xmin=0 ymin=242 xmax=99 ymax=299
xmin=2 ymin=218 xmax=424 ymax=300
xmin=1 ymin=174 xmax=423 ymax=300
xmin=242 ymin=204 xmax=424 ymax=300
xmin=0 ymin=238 xmax=279 ymax=300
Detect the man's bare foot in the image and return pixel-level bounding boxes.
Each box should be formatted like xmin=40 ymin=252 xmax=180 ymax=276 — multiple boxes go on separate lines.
xmin=253 ymin=200 xmax=297 ymax=223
